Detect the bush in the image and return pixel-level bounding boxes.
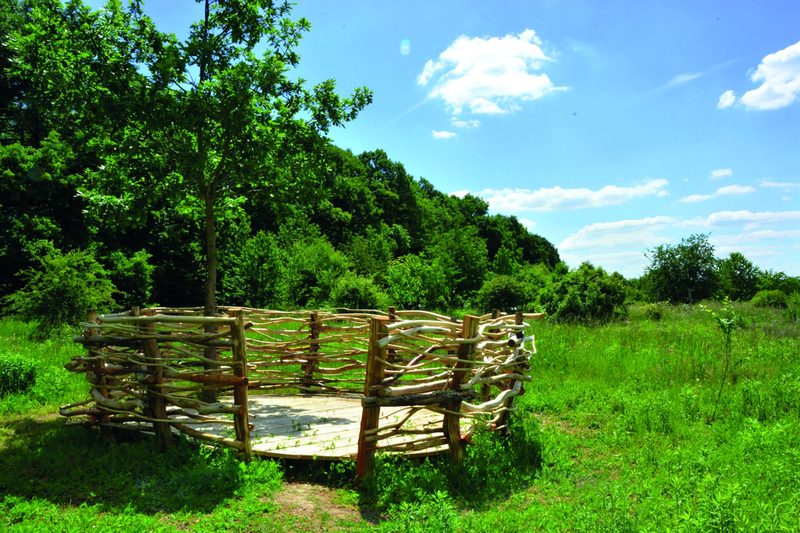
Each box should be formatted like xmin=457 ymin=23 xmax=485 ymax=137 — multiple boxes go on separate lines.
xmin=476 ymin=275 xmax=527 ymax=313
xmin=280 ymin=237 xmax=350 ymax=307
xmin=5 ymin=241 xmax=116 ymax=338
xmin=385 ymin=254 xmax=450 ymax=310
xmin=751 ymin=289 xmax=787 ymax=308
xmin=785 ymin=292 xmax=800 ymax=322
xmin=0 ymin=354 xmax=37 ymax=396
xmin=329 ymin=273 xmax=388 ymax=309
xmin=642 ymin=302 xmax=665 ymax=321
xmin=106 ymin=250 xmax=155 ymax=308
xmin=221 ymin=231 xmax=285 ymax=308
xmin=540 ymin=262 xmax=627 ymax=324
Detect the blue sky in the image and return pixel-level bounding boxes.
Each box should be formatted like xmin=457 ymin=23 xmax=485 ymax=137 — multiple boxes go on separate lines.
xmin=93 ymin=0 xmax=800 ymax=278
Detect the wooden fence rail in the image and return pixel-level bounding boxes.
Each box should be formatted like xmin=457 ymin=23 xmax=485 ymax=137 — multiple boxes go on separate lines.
xmin=61 ymin=306 xmax=542 ymax=480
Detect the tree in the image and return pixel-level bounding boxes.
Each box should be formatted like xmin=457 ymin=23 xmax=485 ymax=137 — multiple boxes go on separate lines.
xmin=644 ymin=234 xmax=718 ymax=303
xmin=359 ymin=149 xmax=422 ymax=249
xmin=718 ymin=252 xmax=759 ymax=301
xmin=757 ymin=269 xmax=800 ymax=295
xmin=154 ymin=0 xmax=372 ymax=314
xmin=430 ymin=226 xmax=489 ymax=302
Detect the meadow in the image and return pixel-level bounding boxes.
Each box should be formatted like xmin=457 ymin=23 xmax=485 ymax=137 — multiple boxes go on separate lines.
xmin=1 ymin=302 xmax=798 ymax=531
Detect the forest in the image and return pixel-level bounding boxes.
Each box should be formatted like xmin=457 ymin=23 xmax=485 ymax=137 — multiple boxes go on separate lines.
xmin=1 ymin=1 xmax=799 ymax=531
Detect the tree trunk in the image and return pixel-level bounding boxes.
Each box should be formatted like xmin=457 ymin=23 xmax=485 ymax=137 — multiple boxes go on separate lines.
xmin=204 ymin=191 xmax=217 ymax=315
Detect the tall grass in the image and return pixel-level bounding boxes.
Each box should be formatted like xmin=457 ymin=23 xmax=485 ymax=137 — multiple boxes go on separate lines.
xmin=1 ymin=303 xmax=798 ymax=530
xmin=0 ymin=320 xmax=87 ymax=416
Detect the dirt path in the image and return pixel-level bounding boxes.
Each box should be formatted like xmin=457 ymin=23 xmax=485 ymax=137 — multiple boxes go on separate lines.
xmin=272 ymin=483 xmax=370 ymax=532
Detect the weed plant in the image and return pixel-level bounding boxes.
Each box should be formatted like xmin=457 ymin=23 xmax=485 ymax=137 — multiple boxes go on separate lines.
xmin=0 ymin=353 xmax=37 ymax=397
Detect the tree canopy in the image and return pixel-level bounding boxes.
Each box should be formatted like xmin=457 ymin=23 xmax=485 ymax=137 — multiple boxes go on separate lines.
xmin=644 ymin=234 xmax=718 ymax=304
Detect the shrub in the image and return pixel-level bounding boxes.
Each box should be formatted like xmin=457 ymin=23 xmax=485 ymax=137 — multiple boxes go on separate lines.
xmin=0 ymin=354 xmax=37 ymax=396
xmin=5 ymin=241 xmax=116 ymax=338
xmin=540 ymin=262 xmax=627 ymax=323
xmin=280 ymin=237 xmax=350 ymax=307
xmin=642 ymin=302 xmax=665 ymax=321
xmin=785 ymin=292 xmax=800 ymax=322
xmin=106 ymin=250 xmax=155 ymax=308
xmin=476 ymin=275 xmax=527 ymax=313
xmin=221 ymin=231 xmax=285 ymax=308
xmin=751 ymin=289 xmax=787 ymax=308
xmin=329 ymin=273 xmax=388 ymax=309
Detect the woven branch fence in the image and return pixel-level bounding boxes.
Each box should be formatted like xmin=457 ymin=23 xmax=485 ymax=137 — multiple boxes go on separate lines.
xmin=61 ymin=306 xmax=542 ymax=481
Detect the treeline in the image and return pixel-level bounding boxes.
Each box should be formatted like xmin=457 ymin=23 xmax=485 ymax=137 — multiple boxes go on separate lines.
xmin=635 ymin=234 xmax=800 ymax=307
xmin=1 ymin=1 xmax=797 ymax=336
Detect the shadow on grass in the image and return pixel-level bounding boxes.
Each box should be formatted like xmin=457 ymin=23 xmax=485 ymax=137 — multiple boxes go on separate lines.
xmin=0 ymin=416 xmax=245 ymax=514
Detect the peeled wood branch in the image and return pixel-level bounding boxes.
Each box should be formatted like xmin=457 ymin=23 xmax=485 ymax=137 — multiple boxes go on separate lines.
xmin=93 ymin=314 xmax=239 ymax=326
xmin=91 ymin=388 xmax=144 ymax=412
xmin=373 ymin=379 xmax=451 ymax=397
xmin=461 ymin=380 xmax=523 ymax=413
xmin=172 ymin=423 xmax=245 ymax=450
xmin=161 ymin=367 xmax=247 ymax=386
xmin=374 ymin=435 xmax=448 ymax=453
xmin=362 ymin=389 xmax=477 ymax=407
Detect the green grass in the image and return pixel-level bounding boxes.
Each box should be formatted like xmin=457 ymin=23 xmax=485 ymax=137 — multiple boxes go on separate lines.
xmin=0 ymin=320 xmax=87 ymax=416
xmin=1 ymin=304 xmax=799 ymax=530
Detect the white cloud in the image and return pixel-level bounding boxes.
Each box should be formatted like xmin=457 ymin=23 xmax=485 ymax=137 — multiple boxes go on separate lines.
xmin=666 ymin=72 xmax=703 ymax=88
xmin=517 ymin=218 xmax=537 ymax=230
xmin=718 ymin=90 xmax=736 ymax=109
xmin=761 ymin=179 xmax=800 ymax=191
xmin=560 ymin=216 xmax=676 ymax=250
xmin=710 ymin=168 xmax=733 ymax=180
xmin=680 ymin=194 xmax=714 ymax=203
xmin=417 ymin=29 xmax=567 ymax=119
xmin=558 ymin=217 xmax=677 ymax=277
xmin=679 ymin=183 xmax=755 ymax=202
xmin=431 ymin=130 xmax=456 ymax=139
xmin=556 ymin=210 xmax=800 ymax=278
xmin=464 ymin=178 xmax=669 ymax=212
xmin=451 ymin=118 xmax=480 ymax=128
xmin=722 ymin=40 xmax=800 ymax=110
xmin=716 ymin=184 xmax=756 ymax=195
xmin=699 ymin=210 xmax=800 ymax=227
xmin=737 ymin=229 xmax=800 ymax=241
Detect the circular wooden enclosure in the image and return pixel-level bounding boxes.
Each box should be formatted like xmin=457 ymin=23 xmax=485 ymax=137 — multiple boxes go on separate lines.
xmin=62 ymin=307 xmax=541 ymax=477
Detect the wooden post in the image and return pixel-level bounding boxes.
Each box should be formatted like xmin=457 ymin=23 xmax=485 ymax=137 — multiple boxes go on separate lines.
xmin=230 ymin=309 xmax=252 ymax=462
xmin=302 ymin=312 xmax=320 ymax=390
xmin=355 ymin=316 xmax=389 ymax=484
xmin=386 ymin=307 xmax=397 ymax=365
xmin=480 ymin=309 xmax=502 ymax=401
xmin=201 ymin=306 xmax=218 ymax=403
xmin=444 ymin=314 xmax=480 ymax=463
xmin=86 ymin=309 xmax=112 ymax=439
xmin=496 ymin=311 xmax=526 ymax=436
xmin=139 ymin=307 xmax=172 ymax=451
